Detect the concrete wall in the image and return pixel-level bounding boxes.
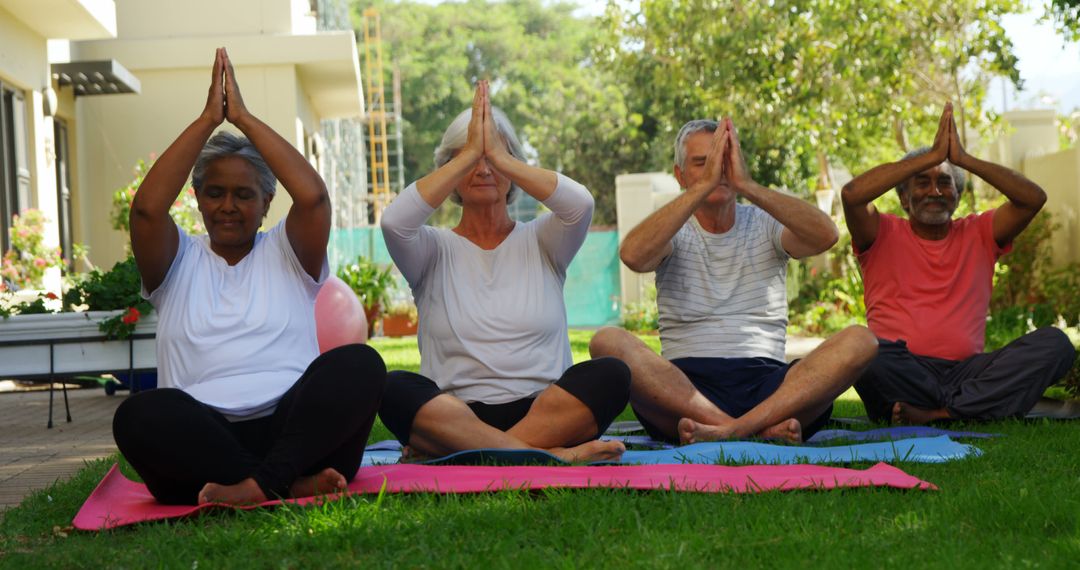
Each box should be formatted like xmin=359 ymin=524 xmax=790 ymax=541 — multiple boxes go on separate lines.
xmin=114 ymin=0 xmax=313 ymax=39
xmin=1024 ymin=147 xmax=1080 ymax=267
xmin=991 ymin=110 xmax=1080 ymax=267
xmin=614 ymin=172 xmax=680 ymax=305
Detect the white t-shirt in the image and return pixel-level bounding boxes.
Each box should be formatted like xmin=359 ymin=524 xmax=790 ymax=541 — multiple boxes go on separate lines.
xmin=146 ymin=221 xmax=328 ymax=419
xmin=380 ymin=175 xmax=593 ymax=404
xmin=655 ymin=204 xmax=790 ymax=362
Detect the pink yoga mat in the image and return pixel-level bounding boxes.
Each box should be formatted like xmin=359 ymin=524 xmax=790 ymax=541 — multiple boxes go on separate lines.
xmin=74 ymin=462 xmax=935 ymax=531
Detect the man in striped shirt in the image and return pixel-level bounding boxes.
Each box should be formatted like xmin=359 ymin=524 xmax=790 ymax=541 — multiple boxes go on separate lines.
xmin=590 ymin=118 xmax=878 ymax=443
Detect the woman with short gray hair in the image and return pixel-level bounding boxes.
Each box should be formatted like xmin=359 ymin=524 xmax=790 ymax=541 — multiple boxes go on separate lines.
xmin=379 ymin=81 xmax=630 ymax=463
xmin=112 ymin=48 xmax=385 ymax=506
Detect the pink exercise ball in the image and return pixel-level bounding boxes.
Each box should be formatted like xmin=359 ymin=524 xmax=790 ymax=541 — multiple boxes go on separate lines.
xmin=314 ymin=275 xmax=368 ymax=352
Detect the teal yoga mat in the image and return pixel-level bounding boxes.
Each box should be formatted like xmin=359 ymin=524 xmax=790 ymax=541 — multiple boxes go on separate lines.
xmin=361 ymin=435 xmax=980 ymax=466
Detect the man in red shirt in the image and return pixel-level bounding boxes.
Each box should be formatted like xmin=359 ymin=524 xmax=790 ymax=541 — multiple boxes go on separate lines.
xmin=841 ymin=102 xmax=1076 ymax=424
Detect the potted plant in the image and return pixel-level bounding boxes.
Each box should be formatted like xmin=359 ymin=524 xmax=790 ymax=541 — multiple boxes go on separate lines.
xmin=382 ymin=300 xmax=418 ymax=337
xmin=336 ymin=256 xmax=395 ymax=337
xmin=0 ymin=257 xmax=157 ymax=385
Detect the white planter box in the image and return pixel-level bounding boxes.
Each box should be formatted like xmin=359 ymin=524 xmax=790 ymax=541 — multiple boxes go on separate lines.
xmin=0 ymin=311 xmax=157 ymax=378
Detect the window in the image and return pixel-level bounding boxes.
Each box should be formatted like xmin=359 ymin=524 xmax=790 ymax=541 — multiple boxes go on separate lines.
xmin=1 ymin=82 xmax=31 ymax=254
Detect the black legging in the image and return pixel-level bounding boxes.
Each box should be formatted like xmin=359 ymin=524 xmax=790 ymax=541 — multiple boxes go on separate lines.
xmin=113 ymin=344 xmax=386 ymax=505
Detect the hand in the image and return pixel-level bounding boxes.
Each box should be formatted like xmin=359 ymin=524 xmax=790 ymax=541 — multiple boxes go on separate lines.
xmin=481 ymin=80 xmax=513 ymax=166
xmin=930 ymin=102 xmax=952 ymax=163
xmin=221 ymin=48 xmax=250 ymax=126
xmin=460 ymin=81 xmax=485 ymax=164
xmin=723 ymin=118 xmax=753 ymax=191
xmin=946 ymin=106 xmax=969 ymax=168
xmin=200 ymin=49 xmax=225 ymax=126
xmin=690 ymin=118 xmax=730 ymax=193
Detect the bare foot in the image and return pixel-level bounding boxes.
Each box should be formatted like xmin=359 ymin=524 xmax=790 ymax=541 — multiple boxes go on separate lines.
xmin=892 ymin=402 xmax=952 ymax=425
xmin=289 ymin=468 xmax=347 ymax=499
xmin=549 ymin=439 xmax=626 ymax=463
xmin=678 ymin=417 xmax=735 ymax=444
xmin=198 ymin=477 xmax=267 ymax=505
xmin=756 ymin=418 xmax=803 ymax=443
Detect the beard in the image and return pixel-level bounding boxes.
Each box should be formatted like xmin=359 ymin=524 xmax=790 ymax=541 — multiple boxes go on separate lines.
xmin=910 ymin=197 xmax=955 ymax=225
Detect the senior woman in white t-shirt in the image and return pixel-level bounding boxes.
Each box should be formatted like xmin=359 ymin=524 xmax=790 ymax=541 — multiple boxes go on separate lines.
xmin=112 ymin=49 xmax=386 ymax=505
xmin=378 ymin=81 xmax=630 ymax=463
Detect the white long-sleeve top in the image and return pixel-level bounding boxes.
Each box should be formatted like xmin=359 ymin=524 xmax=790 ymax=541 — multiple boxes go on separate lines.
xmin=381 ymin=174 xmax=593 ymax=404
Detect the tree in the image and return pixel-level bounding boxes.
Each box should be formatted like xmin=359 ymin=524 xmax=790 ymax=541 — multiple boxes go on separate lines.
xmin=1047 ymin=0 xmax=1080 ymax=41
xmin=596 ymin=0 xmax=1024 ymax=198
xmin=352 ymin=0 xmax=651 ymax=224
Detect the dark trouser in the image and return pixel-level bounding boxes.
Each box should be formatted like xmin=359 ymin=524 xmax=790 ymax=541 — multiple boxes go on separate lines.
xmin=113 ymin=344 xmax=386 ymax=505
xmin=379 ymin=357 xmax=632 ymax=445
xmin=855 ymin=328 xmax=1076 ymax=423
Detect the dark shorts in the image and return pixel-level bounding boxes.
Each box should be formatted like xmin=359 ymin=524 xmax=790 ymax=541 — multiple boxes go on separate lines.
xmin=379 ymin=357 xmax=631 ymax=445
xmin=635 ymin=356 xmax=832 ymax=442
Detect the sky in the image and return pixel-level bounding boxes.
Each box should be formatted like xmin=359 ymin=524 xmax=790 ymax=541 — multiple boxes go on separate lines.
xmin=991 ymin=10 xmax=1080 ymax=113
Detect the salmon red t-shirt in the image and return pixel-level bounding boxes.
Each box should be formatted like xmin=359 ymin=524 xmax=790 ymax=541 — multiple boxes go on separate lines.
xmin=855 ymin=211 xmax=1010 ymax=361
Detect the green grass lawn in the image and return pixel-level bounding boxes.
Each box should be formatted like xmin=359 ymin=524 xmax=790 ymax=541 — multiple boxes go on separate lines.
xmin=2 ymin=331 xmax=1078 ymax=568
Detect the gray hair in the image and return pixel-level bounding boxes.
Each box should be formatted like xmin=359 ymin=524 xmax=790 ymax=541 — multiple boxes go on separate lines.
xmin=192 ymin=131 xmax=277 ymax=198
xmin=674 ymin=119 xmax=719 ymax=170
xmin=894 ymin=146 xmax=966 ymax=199
xmin=433 ymin=106 xmax=525 ymax=205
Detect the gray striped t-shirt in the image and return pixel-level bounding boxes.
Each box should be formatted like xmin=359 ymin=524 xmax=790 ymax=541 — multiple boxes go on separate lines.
xmin=655 ymin=203 xmax=789 ymax=361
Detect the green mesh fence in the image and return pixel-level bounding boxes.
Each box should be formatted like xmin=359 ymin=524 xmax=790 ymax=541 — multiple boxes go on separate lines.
xmin=329 ymin=228 xmax=621 ymax=327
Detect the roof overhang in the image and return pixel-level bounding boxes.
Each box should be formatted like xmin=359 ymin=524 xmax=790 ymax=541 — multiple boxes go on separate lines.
xmin=71 ymin=32 xmax=363 ymax=118
xmin=51 ymin=59 xmax=139 ymax=96
xmin=0 ymin=0 xmax=116 ymax=40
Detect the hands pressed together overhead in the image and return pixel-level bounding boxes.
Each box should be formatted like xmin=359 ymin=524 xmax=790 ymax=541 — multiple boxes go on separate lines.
xmin=930 ymin=102 xmax=970 ymax=169
xmin=201 ymin=48 xmax=250 ymax=128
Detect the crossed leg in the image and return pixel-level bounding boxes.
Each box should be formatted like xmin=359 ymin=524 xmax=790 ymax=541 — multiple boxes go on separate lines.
xmin=406 ymin=385 xmax=625 ymax=463
xmin=589 ymin=325 xmax=877 ymax=443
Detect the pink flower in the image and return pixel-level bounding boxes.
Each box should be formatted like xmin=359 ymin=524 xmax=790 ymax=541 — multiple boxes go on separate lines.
xmin=33 ymin=257 xmax=46 ymax=268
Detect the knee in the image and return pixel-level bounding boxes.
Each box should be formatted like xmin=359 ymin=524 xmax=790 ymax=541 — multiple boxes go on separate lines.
xmin=839 ymin=325 xmax=880 ymax=365
xmin=591 ymin=356 xmax=632 ymax=397
xmin=589 ymin=326 xmax=631 ymax=358
xmin=322 ymin=343 xmax=388 ymax=392
xmin=1032 ymin=327 xmax=1077 ymax=371
xmin=113 ymin=389 xmax=181 ymax=447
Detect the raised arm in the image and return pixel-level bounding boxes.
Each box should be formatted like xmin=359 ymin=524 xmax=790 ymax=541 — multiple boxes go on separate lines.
xmin=724 ymin=118 xmax=838 ymax=259
xmin=220 ymin=49 xmax=329 ymax=280
xmin=412 ymin=83 xmax=486 ymax=209
xmin=619 ymin=123 xmax=730 ymax=273
xmin=130 ymin=50 xmax=225 ymax=294
xmin=946 ymin=113 xmax=1046 ymax=248
xmin=840 ymin=103 xmax=953 ymax=252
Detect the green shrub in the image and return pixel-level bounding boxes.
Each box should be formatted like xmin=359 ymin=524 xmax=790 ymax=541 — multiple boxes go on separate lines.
xmin=621 ymin=284 xmax=658 ymax=333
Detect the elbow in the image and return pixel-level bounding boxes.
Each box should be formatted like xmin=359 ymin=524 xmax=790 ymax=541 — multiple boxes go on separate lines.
xmin=619 ymin=244 xmax=648 ymax=273
xmin=840 ymin=182 xmax=858 ymax=206
xmin=1030 ymin=187 xmax=1048 ymax=211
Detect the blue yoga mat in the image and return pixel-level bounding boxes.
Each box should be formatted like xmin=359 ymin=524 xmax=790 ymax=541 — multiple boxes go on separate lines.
xmin=360 ymin=435 xmax=980 ymax=466
xmin=807 ymin=426 xmax=1001 ymax=443
xmin=603 ymin=426 xmax=1000 ymax=450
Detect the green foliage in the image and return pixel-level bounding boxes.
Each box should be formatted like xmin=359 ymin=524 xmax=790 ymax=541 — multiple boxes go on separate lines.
xmin=621 ymin=283 xmax=658 ymax=332
xmin=1045 ymin=0 xmax=1080 ymax=41
xmin=353 ymin=0 xmax=652 ymax=225
xmin=110 ymin=156 xmax=204 ymax=237
xmin=788 ymin=232 xmax=866 ymax=336
xmin=1 ymin=209 xmax=65 ymax=291
xmin=63 ymin=257 xmax=153 ymax=339
xmin=597 ymin=0 xmax=1024 ymax=197
xmin=337 ymin=256 xmax=396 ymax=310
